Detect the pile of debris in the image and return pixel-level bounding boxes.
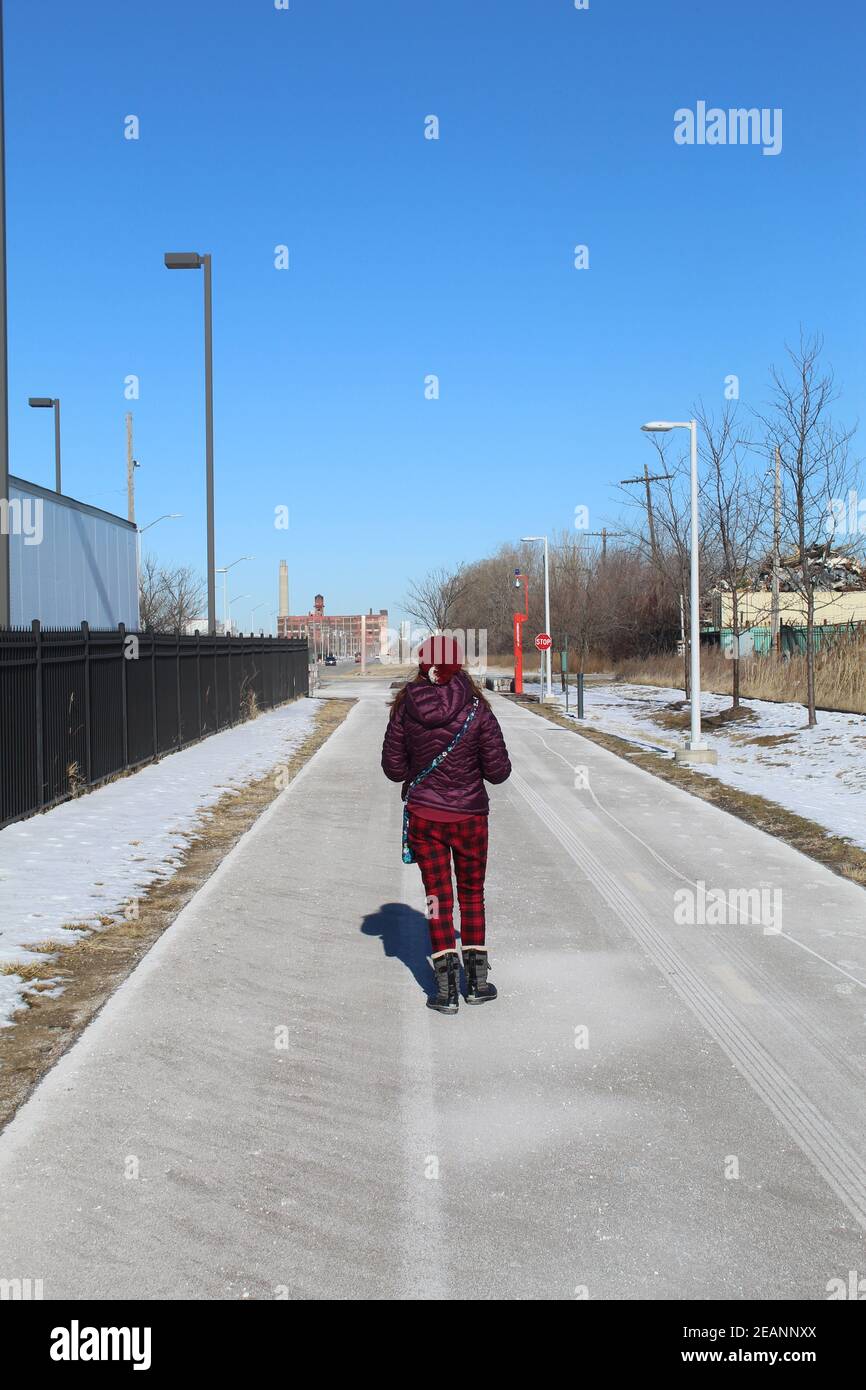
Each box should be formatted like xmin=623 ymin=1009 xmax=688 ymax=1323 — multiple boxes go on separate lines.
xmin=752 ymin=544 xmax=866 ymax=592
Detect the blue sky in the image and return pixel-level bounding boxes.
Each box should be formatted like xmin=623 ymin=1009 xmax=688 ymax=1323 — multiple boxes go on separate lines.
xmin=6 ymin=0 xmax=864 ymax=630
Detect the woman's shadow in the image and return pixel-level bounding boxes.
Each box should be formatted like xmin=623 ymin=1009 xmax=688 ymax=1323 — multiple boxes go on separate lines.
xmin=360 ymin=903 xmax=435 ymax=994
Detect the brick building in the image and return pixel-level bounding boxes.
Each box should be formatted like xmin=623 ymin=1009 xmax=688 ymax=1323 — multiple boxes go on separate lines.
xmin=278 ymin=594 xmax=390 ymax=660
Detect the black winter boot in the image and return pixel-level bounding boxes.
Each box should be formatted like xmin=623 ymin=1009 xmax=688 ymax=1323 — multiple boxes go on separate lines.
xmin=463 ymin=948 xmax=498 ymax=1004
xmin=427 ymin=952 xmax=460 ymax=1014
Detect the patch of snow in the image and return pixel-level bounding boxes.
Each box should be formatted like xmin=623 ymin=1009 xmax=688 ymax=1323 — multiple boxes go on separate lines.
xmin=528 ymin=680 xmax=866 ymax=854
xmin=0 ymin=699 xmax=319 ymax=1027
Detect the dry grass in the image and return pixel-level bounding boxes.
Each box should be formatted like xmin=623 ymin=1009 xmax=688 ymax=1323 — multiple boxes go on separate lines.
xmin=66 ymin=761 xmax=86 ymax=797
xmin=0 ymin=696 xmax=353 ymax=1135
xmin=239 ymin=681 xmax=260 ymax=721
xmin=613 ymin=640 xmax=866 ymax=716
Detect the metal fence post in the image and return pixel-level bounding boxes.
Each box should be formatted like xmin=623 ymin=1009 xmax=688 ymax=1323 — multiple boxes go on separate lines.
xmin=228 ymin=631 xmax=233 ymax=725
xmin=82 ymin=621 xmax=93 ymax=784
xmin=151 ymin=633 xmax=159 ymax=758
xmin=196 ymin=630 xmax=202 ymax=738
xmin=32 ymin=618 xmax=44 ymax=807
xmin=176 ymin=630 xmax=182 ymax=747
xmin=119 ymin=622 xmax=129 ymax=769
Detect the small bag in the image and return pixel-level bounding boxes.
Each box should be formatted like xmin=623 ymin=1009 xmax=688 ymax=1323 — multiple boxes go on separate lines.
xmin=401 ymin=697 xmax=479 ymax=863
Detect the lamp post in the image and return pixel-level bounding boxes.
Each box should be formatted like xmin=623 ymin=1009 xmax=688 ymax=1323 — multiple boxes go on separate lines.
xmin=227 ymin=592 xmax=250 ymax=637
xmin=28 ymin=396 xmax=61 ymax=492
xmin=139 ymin=512 xmax=182 ymax=534
xmin=512 ymin=570 xmax=528 ymax=694
xmin=250 ymin=601 xmax=266 ymax=633
xmin=521 ymin=535 xmax=552 ymax=700
xmin=215 ymin=555 xmax=252 ymax=636
xmin=641 ymin=419 xmax=717 ymax=764
xmin=164 ymin=251 xmax=215 ymax=632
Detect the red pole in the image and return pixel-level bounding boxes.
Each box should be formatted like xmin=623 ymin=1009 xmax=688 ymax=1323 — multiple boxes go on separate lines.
xmin=513 ymin=570 xmax=528 ymax=693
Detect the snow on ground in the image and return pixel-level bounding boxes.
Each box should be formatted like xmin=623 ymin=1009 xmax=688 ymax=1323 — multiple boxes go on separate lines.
xmin=0 ymin=698 xmax=319 ymax=1027
xmin=524 ymin=680 xmax=866 ymax=854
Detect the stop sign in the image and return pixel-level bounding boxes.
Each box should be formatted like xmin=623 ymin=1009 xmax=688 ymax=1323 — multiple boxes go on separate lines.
xmin=534 ymin=632 xmax=552 ymax=652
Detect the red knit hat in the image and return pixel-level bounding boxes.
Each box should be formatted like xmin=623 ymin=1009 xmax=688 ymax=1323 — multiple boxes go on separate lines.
xmin=417 ymin=635 xmax=464 ymax=684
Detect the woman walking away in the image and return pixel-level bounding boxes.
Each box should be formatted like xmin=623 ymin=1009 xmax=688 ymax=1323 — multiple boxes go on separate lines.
xmin=381 ymin=636 xmax=511 ymax=1015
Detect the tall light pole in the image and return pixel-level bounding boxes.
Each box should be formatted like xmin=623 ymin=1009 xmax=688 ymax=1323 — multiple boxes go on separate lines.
xmin=28 ymin=397 xmax=61 ymax=492
xmin=641 ymin=420 xmax=717 ymax=764
xmin=165 ymin=251 xmax=215 ymax=632
xmin=521 ymin=535 xmax=552 ymax=700
xmin=0 ymin=1 xmax=8 ymax=627
xmin=250 ymin=600 xmax=266 ymax=632
xmin=227 ymin=592 xmax=250 ymax=637
xmin=215 ymin=555 xmax=252 ymax=635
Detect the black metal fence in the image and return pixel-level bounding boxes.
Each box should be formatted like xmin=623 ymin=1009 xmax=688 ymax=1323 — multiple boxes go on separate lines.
xmin=0 ymin=623 xmax=310 ymax=830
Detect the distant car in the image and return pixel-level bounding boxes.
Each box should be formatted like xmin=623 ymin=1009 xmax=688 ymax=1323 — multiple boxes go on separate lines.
xmin=324 ymin=654 xmax=337 ymax=666
xmin=355 ymin=652 xmax=362 ymax=663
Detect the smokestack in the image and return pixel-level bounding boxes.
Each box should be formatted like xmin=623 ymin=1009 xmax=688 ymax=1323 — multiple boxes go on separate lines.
xmin=279 ymin=560 xmax=289 ymax=618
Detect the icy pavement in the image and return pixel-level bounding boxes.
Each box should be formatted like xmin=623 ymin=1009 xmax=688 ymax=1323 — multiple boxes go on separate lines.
xmin=1 ymin=680 xmax=865 ymax=1297
xmin=0 ymin=698 xmax=318 ymax=1026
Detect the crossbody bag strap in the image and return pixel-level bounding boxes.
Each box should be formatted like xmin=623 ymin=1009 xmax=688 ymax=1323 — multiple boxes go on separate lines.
xmin=406 ymin=696 xmax=480 ymax=796
xmin=401 ymin=696 xmax=480 ymax=864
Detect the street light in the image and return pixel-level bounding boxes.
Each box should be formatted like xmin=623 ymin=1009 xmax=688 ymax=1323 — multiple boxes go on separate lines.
xmin=28 ymin=396 xmax=61 ymax=492
xmin=215 ymin=555 xmax=252 ymax=635
xmin=640 ymin=419 xmax=716 ymax=764
xmin=227 ymin=592 xmax=250 ymax=637
xmin=139 ymin=512 xmax=182 ymax=534
xmin=165 ymin=250 xmax=215 ymax=632
xmin=512 ymin=570 xmax=529 ymax=695
xmin=521 ymin=535 xmax=552 ymax=701
xmin=250 ymin=601 xmax=266 ymax=632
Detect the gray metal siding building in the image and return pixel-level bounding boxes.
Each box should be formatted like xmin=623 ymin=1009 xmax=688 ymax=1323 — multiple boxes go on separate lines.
xmin=7 ymin=476 xmax=139 ymax=630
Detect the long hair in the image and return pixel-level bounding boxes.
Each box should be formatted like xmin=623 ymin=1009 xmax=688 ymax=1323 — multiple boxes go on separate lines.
xmin=389 ymin=668 xmax=491 ymax=718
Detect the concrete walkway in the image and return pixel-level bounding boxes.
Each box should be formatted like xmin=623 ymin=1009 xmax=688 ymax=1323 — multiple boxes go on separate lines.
xmin=0 ymin=676 xmax=864 ymax=1300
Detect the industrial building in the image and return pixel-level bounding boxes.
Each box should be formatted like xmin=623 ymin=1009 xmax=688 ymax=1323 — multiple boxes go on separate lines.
xmin=5 ymin=476 xmax=139 ymax=630
xmin=278 ymin=588 xmax=390 ymax=660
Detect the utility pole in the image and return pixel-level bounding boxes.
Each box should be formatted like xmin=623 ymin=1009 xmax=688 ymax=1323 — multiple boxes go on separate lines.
xmin=126 ymin=412 xmax=136 ymax=523
xmin=584 ymin=528 xmax=625 ymax=562
xmin=619 ymin=464 xmax=671 ymax=564
xmin=770 ymin=446 xmax=781 ymax=656
xmin=0 ymin=1 xmax=9 ymax=627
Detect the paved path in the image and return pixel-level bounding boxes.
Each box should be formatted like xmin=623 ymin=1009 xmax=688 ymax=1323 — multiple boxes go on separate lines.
xmin=1 ymin=677 xmax=865 ymax=1299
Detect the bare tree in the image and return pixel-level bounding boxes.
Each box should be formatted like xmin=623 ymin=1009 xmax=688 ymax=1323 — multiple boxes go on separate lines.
xmin=697 ymin=402 xmax=768 ymax=709
xmin=403 ymin=564 xmax=469 ymax=632
xmin=139 ymin=554 xmax=205 ymax=633
xmin=759 ymin=334 xmax=855 ymax=725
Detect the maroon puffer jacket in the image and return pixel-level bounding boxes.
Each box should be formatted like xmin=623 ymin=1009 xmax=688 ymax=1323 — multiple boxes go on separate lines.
xmin=381 ymin=671 xmax=511 ymax=816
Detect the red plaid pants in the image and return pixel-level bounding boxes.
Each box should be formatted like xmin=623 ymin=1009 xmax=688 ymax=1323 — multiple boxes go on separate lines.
xmin=407 ymin=812 xmax=489 ymax=954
